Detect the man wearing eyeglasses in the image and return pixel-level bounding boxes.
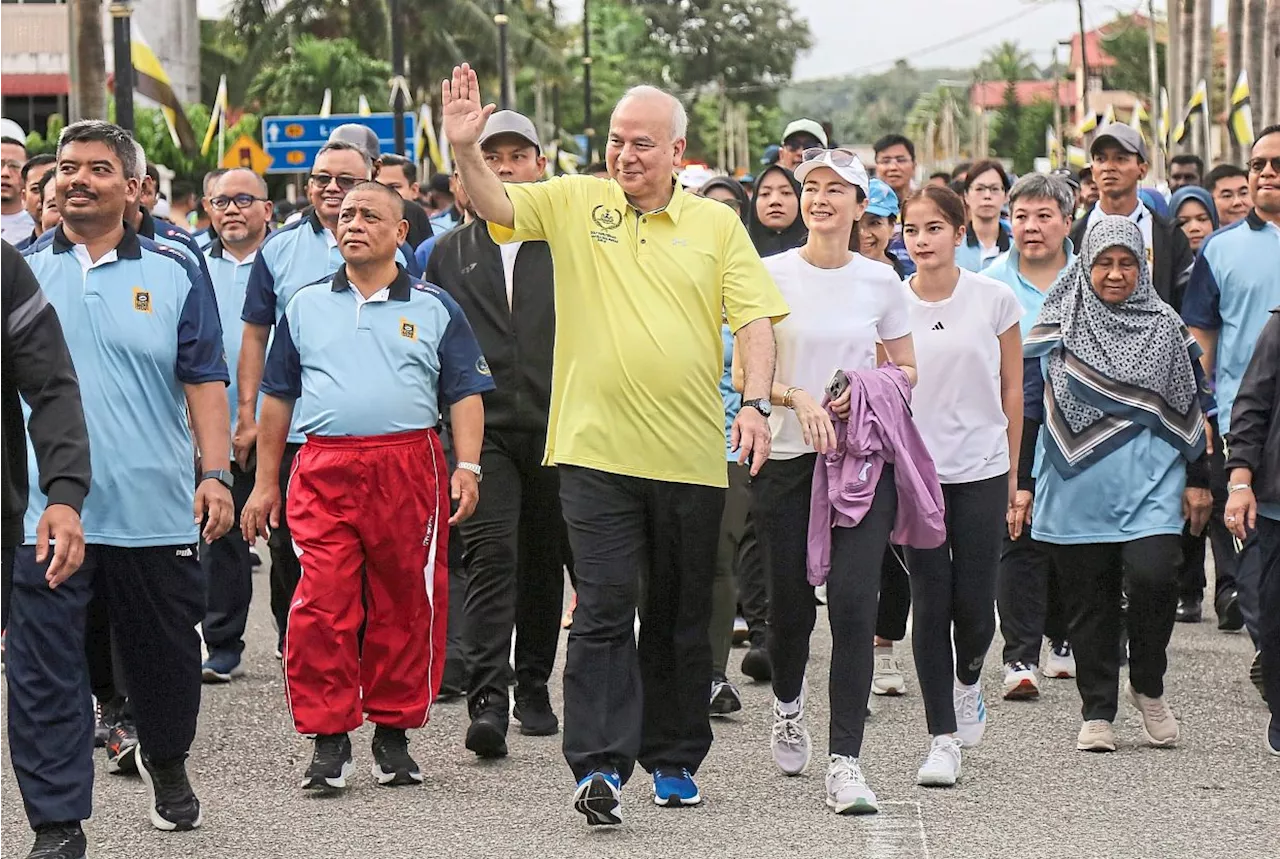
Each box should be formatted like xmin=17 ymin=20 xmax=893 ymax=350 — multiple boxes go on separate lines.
xmin=199 ymin=168 xmax=273 ymax=683
xmin=873 ymin=134 xmax=919 ymax=276
xmin=1184 ymin=125 xmax=1280 ymax=668
xmin=237 ymin=140 xmax=420 ymax=658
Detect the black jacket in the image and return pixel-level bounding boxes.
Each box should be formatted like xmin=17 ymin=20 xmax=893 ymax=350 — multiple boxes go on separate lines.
xmin=1225 ymin=307 xmax=1280 ymax=508
xmin=2 ymin=242 xmax=91 ymax=547
xmin=1070 ymin=204 xmax=1195 ymax=312
xmin=424 ymin=220 xmax=554 ymax=434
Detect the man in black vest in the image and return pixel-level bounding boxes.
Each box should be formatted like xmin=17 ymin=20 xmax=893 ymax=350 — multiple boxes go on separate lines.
xmin=424 ymin=110 xmax=566 ymax=758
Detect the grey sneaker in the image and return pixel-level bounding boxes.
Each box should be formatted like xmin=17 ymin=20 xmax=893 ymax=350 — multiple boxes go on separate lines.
xmin=1076 ymin=719 xmax=1116 ymax=752
xmin=770 ymin=696 xmax=811 ymax=776
xmin=871 ymin=646 xmax=906 ymax=696
xmin=825 ymin=755 xmax=878 ymax=814
xmin=1126 ymin=683 xmax=1179 ymax=747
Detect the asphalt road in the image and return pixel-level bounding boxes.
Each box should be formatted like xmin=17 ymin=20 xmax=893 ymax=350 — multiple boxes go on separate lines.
xmin=2 ymin=557 xmax=1277 ymax=859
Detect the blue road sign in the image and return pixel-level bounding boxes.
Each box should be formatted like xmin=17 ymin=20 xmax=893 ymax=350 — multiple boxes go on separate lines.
xmin=261 ymin=113 xmax=418 ymax=174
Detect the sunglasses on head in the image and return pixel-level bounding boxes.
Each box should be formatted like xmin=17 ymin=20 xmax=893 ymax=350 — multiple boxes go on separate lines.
xmin=802 ymin=148 xmax=859 ymax=167
xmin=1248 ymin=156 xmax=1280 ymax=174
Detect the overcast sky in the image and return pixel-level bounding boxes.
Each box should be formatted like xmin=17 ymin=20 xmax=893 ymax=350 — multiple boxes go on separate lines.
xmin=197 ymin=0 xmax=1230 ymax=82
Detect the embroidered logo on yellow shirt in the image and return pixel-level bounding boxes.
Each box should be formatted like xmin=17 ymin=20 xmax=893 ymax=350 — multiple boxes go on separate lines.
xmin=590 ymin=205 xmax=622 ymax=245
xmin=132 ymin=288 xmax=152 ymax=313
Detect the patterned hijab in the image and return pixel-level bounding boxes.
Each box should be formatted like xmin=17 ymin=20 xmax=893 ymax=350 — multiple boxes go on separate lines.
xmin=1025 ymin=215 xmax=1205 ymax=476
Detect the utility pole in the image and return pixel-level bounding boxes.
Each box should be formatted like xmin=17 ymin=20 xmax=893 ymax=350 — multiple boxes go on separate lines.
xmin=390 ymin=0 xmax=406 ymax=155
xmin=71 ymin=0 xmax=107 ymax=122
xmin=1265 ymin=0 xmax=1280 ymax=127
xmin=495 ymin=0 xmax=510 ymax=110
xmin=582 ymin=0 xmax=594 ymax=165
xmin=1076 ymin=0 xmax=1091 ymax=126
xmin=110 ymin=1 xmax=135 ymax=133
xmin=1195 ymin=0 xmax=1213 ymax=162
xmin=551 ymin=83 xmax=561 ymax=174
xmin=1146 ymin=2 xmax=1163 ymax=180
xmin=1227 ymin=0 xmax=1246 ymax=163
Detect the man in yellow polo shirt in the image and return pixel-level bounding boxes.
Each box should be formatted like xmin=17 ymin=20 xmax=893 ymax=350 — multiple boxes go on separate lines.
xmin=444 ymin=64 xmax=787 ymax=824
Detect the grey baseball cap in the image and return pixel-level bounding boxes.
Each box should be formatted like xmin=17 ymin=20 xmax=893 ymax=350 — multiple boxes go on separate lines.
xmin=328 ymin=123 xmax=381 ymax=159
xmin=1091 ymin=123 xmax=1148 ymax=163
xmin=479 ymin=110 xmax=541 ymax=153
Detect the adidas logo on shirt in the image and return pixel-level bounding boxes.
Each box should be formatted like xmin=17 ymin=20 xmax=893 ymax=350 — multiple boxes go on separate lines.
xmin=931 ymin=321 xmax=945 ymax=331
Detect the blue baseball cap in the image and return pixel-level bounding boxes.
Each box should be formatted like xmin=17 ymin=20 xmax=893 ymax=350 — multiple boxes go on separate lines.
xmin=761 ymin=144 xmax=780 ymax=166
xmin=865 ymin=178 xmax=899 ymax=218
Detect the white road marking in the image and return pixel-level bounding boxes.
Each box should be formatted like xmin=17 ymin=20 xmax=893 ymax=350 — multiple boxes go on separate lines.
xmin=868 ymin=801 xmax=931 ymax=859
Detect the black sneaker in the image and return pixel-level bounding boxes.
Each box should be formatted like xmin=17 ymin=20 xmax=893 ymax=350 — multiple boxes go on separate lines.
xmin=709 ymin=674 xmax=743 ymax=716
xmin=513 ymin=687 xmax=559 ymax=737
xmin=105 ymin=718 xmax=139 ymax=775
xmin=741 ymin=642 xmax=772 ymax=683
xmin=27 ymin=822 xmax=86 ymax=859
xmin=302 ymin=733 xmax=354 ymax=791
xmin=1174 ymin=595 xmax=1202 ymax=623
xmin=1251 ymin=651 xmax=1267 ymax=703
xmin=437 ymin=659 xmax=465 ymax=702
xmin=136 ymin=752 xmax=202 ymax=831
xmin=93 ymin=700 xmax=108 ymax=749
xmin=1216 ymin=589 xmax=1244 ymax=632
xmin=465 ymin=695 xmax=509 ymax=758
xmin=371 ymin=726 xmax=423 ymax=786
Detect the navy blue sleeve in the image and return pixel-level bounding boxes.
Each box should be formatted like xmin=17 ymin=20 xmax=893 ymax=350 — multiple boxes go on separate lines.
xmin=1023 ymin=356 xmax=1045 ymax=422
xmin=241 ymin=248 xmax=278 ymax=325
xmin=261 ymin=310 xmax=302 ymax=400
xmin=176 ymin=258 xmax=231 ymax=385
xmin=432 ymin=289 xmax=496 ymax=405
xmin=415 ymin=236 xmax=437 ymax=274
xmin=398 ymin=242 xmax=423 ymax=278
xmin=1181 ymin=246 xmax=1222 ymax=330
xmin=166 ymin=228 xmax=214 ymax=285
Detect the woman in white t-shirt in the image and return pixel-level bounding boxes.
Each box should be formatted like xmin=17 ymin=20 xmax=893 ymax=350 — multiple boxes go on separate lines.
xmin=735 ymin=148 xmax=916 ymax=815
xmin=899 ymin=186 xmax=1024 ymax=787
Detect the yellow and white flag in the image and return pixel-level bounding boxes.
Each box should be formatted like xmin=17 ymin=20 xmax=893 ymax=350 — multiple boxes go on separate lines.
xmin=417 ymin=103 xmax=444 ymax=173
xmin=1101 ymin=103 xmax=1117 ymax=127
xmin=200 ymin=74 xmax=228 ymax=156
xmin=1129 ymin=98 xmax=1149 ymax=138
xmin=129 ymin=28 xmax=198 ymax=152
xmin=1045 ymin=124 xmax=1061 ymax=169
xmin=1173 ymin=79 xmax=1207 ymax=144
xmin=1228 ymin=70 xmax=1255 ymax=147
xmin=1076 ymin=111 xmax=1100 ymax=138
xmin=319 ymin=89 xmax=332 ymax=118
xmin=1158 ymin=87 xmax=1171 ymax=150
xmin=357 ymin=95 xmax=372 ymax=117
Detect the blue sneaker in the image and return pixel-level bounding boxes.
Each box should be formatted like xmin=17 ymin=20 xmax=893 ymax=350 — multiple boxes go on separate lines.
xmin=201 ymin=650 xmax=244 ymax=684
xmin=653 ymin=767 xmax=701 ymax=807
xmin=573 ymin=770 xmax=622 ymax=826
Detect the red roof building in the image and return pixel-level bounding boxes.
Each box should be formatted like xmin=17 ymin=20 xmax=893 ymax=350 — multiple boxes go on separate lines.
xmin=969 ymin=80 xmax=1075 ymax=112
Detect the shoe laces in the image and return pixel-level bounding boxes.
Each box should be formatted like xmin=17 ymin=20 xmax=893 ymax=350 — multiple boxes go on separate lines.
xmin=923 ymin=736 xmax=959 ymax=769
xmin=1133 ymin=693 xmax=1171 ymax=724
xmin=312 ymin=733 xmax=350 ymax=768
xmin=953 ymin=684 xmax=981 ymax=721
xmin=772 ymin=703 xmax=806 ymax=746
xmin=1082 ymin=719 xmax=1111 ymax=734
xmin=827 ymin=754 xmax=865 ymax=789
xmin=874 ymin=653 xmax=898 ymax=674
xmin=373 ymin=728 xmax=413 ymax=767
xmin=655 ymin=767 xmax=692 ymax=783
xmin=1007 ymin=660 xmax=1033 ymax=674
xmin=1053 ymin=641 xmax=1072 ymax=658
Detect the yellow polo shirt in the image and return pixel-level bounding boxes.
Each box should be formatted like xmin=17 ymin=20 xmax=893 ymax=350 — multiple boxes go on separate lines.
xmin=490 ymin=176 xmax=788 ymax=487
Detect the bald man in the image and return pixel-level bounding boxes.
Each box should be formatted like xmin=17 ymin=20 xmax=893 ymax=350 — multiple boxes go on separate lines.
xmin=243 ymin=182 xmax=493 ymax=791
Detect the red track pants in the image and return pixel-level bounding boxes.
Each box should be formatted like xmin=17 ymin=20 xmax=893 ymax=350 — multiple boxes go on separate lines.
xmin=283 ymin=429 xmax=449 ymax=735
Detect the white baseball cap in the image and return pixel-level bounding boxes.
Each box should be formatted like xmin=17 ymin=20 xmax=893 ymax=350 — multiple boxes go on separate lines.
xmin=793 ymin=148 xmax=870 ymax=196
xmin=1 ymin=118 xmax=27 ymax=147
xmin=782 ymin=119 xmax=828 ymax=148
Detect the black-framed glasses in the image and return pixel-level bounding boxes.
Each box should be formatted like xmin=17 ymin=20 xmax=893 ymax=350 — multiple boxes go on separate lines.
xmin=802 ymin=147 xmax=859 ymax=167
xmin=209 ymin=193 xmax=268 ymax=210
xmin=308 ymin=173 xmax=360 ymax=191
xmin=1247 ymin=156 xmax=1280 ymax=174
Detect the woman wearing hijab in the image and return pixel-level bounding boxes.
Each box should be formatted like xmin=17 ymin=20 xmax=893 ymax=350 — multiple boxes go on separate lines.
xmin=1170 ymin=185 xmax=1219 ymax=255
xmin=748 ymin=164 xmax=807 ymax=258
xmin=1018 ymin=216 xmax=1212 ymax=753
xmin=700 ymin=175 xmax=750 ymax=225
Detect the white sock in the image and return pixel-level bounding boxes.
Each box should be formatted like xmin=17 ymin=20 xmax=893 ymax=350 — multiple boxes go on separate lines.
xmin=777 ymin=696 xmax=801 ymax=717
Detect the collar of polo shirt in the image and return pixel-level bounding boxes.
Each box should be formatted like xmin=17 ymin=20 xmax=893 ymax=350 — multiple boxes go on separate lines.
xmin=330 ymin=263 xmax=413 ymax=301
xmin=616 ymin=177 xmax=688 ymax=222
xmin=51 ymin=222 xmax=143 ymax=259
xmin=1245 ymin=209 xmax=1270 ymax=231
xmin=308 ymin=208 xmax=327 ymax=233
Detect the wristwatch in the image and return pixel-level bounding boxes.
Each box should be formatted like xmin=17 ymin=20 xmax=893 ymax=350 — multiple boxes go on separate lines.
xmin=457 ymin=461 xmax=483 ymax=483
xmin=742 ymin=398 xmax=772 ymax=418
xmin=201 ymin=469 xmax=234 ymax=490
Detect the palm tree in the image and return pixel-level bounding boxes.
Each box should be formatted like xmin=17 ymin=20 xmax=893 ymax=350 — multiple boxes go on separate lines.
xmin=977 ymin=40 xmax=1038 ymax=85
xmin=247 ymin=35 xmax=393 ymax=116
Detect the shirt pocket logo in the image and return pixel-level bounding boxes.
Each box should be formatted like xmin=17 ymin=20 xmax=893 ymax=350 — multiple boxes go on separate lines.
xmin=399 ymin=318 xmax=418 ymax=341
xmin=132 ymin=287 xmax=152 ymax=313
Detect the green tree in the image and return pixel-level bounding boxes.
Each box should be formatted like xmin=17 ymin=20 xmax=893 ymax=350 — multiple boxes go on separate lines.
xmin=990 ymin=82 xmax=1023 ymax=156
xmin=1013 ymin=98 xmax=1056 ymax=173
xmin=976 ymin=40 xmax=1037 ymax=83
xmin=1100 ymin=18 xmax=1167 ymax=101
xmin=247 ymin=36 xmax=393 ymax=116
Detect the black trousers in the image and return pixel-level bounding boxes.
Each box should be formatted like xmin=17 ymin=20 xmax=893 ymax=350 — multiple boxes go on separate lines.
xmin=906 ymin=474 xmax=1006 ymax=736
xmin=7 ymin=544 xmax=204 ymax=827
xmin=268 ymin=442 xmax=304 ymax=649
xmin=1256 ymin=516 xmax=1280 ymax=718
xmin=876 ymin=546 xmax=911 ymax=641
xmin=1049 ymin=535 xmax=1181 ymax=721
xmin=558 ymin=465 xmax=723 ymax=784
xmin=755 ymin=454 xmax=897 ymax=757
xmin=201 ymin=462 xmax=256 ymax=656
xmin=998 ymin=532 xmax=1070 ymax=665
xmin=1177 ymin=421 xmax=1237 ymax=601
xmin=461 ymin=429 xmax=566 ymax=714
xmin=710 ymin=462 xmax=768 ymax=672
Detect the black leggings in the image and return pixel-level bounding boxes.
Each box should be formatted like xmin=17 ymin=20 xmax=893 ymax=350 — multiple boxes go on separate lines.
xmin=754 ymin=455 xmax=897 ymax=757
xmin=1049 ymin=535 xmax=1181 ymax=721
xmin=905 ymin=474 xmax=1007 ymax=736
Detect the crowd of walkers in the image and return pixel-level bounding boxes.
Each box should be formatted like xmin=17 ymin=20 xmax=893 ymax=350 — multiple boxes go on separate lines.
xmin=1 ymin=61 xmax=1279 ymax=859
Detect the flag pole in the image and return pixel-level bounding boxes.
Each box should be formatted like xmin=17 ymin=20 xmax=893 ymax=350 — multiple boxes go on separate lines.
xmin=217 ymin=74 xmax=227 ymax=164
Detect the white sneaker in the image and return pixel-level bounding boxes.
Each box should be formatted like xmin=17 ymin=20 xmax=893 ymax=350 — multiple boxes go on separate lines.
xmin=771 ymin=695 xmax=812 ymax=776
xmin=1125 ymin=683 xmax=1180 ymax=747
xmin=1044 ymin=641 xmax=1076 ymax=678
xmin=916 ymin=735 xmax=963 ymax=787
xmin=871 ymin=645 xmax=906 ymax=696
xmin=1002 ymin=661 xmax=1041 ymax=701
xmin=825 ymin=755 xmax=878 ymax=814
xmin=814 ymin=584 xmax=828 ymax=605
xmin=953 ymin=680 xmax=987 ymax=748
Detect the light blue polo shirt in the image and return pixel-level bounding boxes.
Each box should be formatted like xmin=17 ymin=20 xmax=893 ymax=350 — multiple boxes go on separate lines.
xmin=242 ymin=210 xmax=421 ymax=442
xmin=984 ymin=240 xmax=1075 ymax=339
xmin=262 ymin=265 xmax=495 ymax=437
xmin=1183 ymin=212 xmax=1280 ymax=435
xmin=140 ymin=207 xmax=213 ymax=285
xmin=721 ymin=323 xmax=741 ymax=461
xmin=955 ymin=222 xmax=1012 ymax=273
xmin=205 ymin=238 xmax=260 ymax=430
xmin=21 ymin=226 xmax=229 ymax=547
